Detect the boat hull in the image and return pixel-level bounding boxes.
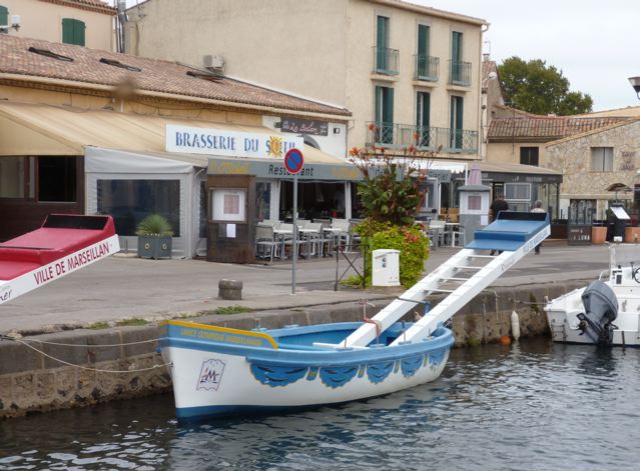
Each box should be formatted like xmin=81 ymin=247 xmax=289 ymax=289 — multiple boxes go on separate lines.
xmin=160 ymin=321 xmax=454 ymax=420
xmin=546 ymin=286 xmax=640 ymax=347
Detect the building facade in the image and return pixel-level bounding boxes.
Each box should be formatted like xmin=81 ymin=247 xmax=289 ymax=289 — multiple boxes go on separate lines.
xmin=124 ymin=0 xmax=486 ymax=161
xmin=0 ymin=35 xmax=353 ymax=258
xmin=0 ymin=0 xmax=115 ymax=50
xmin=546 ymin=120 xmax=640 ymax=222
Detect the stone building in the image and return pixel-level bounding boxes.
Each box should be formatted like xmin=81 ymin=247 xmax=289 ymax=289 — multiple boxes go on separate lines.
xmin=546 ymin=119 xmax=640 ymax=222
xmin=0 ymin=0 xmax=115 ymax=50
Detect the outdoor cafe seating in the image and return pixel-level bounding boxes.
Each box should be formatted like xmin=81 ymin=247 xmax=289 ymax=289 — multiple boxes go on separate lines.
xmin=255 ymin=218 xmax=361 ymax=262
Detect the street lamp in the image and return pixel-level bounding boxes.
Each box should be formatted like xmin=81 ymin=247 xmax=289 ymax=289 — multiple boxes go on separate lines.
xmin=629 ymin=76 xmax=640 ymax=100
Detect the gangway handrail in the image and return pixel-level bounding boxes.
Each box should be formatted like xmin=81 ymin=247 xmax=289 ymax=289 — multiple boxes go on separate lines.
xmin=340 ymin=212 xmax=549 ymax=348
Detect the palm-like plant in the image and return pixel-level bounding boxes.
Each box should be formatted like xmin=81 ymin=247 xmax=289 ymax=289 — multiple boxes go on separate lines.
xmin=135 ymin=214 xmax=174 ymax=237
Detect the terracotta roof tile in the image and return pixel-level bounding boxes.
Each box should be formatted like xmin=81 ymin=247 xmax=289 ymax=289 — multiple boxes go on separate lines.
xmin=0 ymin=35 xmax=350 ymax=117
xmin=488 ymin=116 xmax=631 ymax=142
xmin=39 ymin=0 xmax=116 ymax=14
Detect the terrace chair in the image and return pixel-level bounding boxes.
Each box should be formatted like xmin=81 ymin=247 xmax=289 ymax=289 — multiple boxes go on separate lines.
xmin=331 ymin=219 xmax=352 ymax=248
xmin=427 ymin=220 xmax=446 ymax=249
xmin=450 ymin=224 xmax=466 ymax=247
xmin=255 ymin=224 xmax=281 ymax=262
xmin=279 ymin=223 xmax=310 ymax=258
xmin=302 ymin=222 xmax=327 ymax=257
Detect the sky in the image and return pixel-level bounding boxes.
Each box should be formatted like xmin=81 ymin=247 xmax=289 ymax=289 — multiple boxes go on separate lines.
xmin=412 ymin=0 xmax=640 ymax=112
xmin=120 ymin=0 xmax=640 ymax=112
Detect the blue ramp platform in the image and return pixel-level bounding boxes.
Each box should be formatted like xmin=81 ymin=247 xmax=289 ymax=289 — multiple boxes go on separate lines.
xmin=466 ymin=212 xmax=549 ymax=252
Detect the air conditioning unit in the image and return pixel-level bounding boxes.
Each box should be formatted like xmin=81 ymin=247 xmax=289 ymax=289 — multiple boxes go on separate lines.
xmin=203 ymin=54 xmax=225 ymax=71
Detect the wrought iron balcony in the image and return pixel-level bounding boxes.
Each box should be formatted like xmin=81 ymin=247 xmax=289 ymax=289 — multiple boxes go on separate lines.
xmin=365 ymin=122 xmax=478 ymax=154
xmin=414 ymin=54 xmax=439 ymax=81
xmin=373 ymin=47 xmax=399 ymax=75
xmin=449 ymin=60 xmax=471 ymax=86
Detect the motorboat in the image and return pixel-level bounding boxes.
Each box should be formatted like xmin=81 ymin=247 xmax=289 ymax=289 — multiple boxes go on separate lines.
xmin=160 ymin=212 xmax=550 ymax=420
xmin=545 ymin=242 xmax=640 ymax=347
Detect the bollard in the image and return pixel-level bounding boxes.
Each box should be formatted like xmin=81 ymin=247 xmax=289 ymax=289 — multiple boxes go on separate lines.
xmin=218 ymin=279 xmax=243 ymax=300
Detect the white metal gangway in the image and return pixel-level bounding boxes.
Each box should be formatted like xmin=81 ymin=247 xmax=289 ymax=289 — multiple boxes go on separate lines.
xmin=339 ymin=212 xmax=550 ymax=349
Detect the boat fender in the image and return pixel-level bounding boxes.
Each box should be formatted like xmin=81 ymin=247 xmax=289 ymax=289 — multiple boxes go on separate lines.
xmin=511 ymin=310 xmax=521 ymax=340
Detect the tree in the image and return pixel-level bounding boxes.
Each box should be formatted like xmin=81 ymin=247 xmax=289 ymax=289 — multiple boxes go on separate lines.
xmin=349 ymin=144 xmax=429 ymax=226
xmin=498 ymin=56 xmax=593 ymax=116
xmin=346 ymin=143 xmax=432 ymax=287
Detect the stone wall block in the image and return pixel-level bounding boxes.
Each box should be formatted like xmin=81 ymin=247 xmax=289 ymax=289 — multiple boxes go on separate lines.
xmin=120 ymin=326 xmax=162 ymax=358
xmin=0 ymin=376 xmax=12 ymax=411
xmin=86 ymin=331 xmax=123 ymax=363
xmin=219 ymin=315 xmax=258 ymax=331
xmin=36 ymin=372 xmax=56 ymax=402
xmin=39 ymin=332 xmax=90 ymax=369
xmin=55 ymin=369 xmax=76 ymax=400
xmin=0 ymin=341 xmax=43 ymax=375
xmin=12 ymin=373 xmax=37 ymax=409
xmin=76 ymin=368 xmax=98 ymax=401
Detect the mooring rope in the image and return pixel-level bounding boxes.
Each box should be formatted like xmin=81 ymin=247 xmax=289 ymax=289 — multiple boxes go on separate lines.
xmin=1 ymin=336 xmax=171 ymax=374
xmin=5 ymin=337 xmax=159 ymax=348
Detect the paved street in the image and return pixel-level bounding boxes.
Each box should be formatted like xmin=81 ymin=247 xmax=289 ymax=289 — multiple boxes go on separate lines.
xmin=0 ymin=243 xmax=615 ymax=334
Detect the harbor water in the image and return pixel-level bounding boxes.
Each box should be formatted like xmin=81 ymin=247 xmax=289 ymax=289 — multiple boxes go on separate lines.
xmin=2 ymin=338 xmax=640 ymax=470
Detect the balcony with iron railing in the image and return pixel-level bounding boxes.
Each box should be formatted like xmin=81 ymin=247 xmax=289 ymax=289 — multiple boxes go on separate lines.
xmin=365 ymin=122 xmax=478 ymax=154
xmin=414 ymin=54 xmax=439 ymax=82
xmin=448 ymin=60 xmax=471 ymax=86
xmin=373 ymin=46 xmax=399 ymax=75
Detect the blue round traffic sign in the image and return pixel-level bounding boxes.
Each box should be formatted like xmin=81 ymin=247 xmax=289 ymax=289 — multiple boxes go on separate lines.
xmin=284 ymin=148 xmax=304 ymax=174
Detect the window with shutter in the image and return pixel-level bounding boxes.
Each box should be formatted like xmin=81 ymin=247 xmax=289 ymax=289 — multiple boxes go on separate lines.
xmin=0 ymin=6 xmax=8 ymax=28
xmin=62 ymin=18 xmax=86 ymax=46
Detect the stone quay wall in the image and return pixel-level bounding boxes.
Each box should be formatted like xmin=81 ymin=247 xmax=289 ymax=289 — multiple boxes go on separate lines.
xmin=0 ymin=281 xmax=587 ymax=419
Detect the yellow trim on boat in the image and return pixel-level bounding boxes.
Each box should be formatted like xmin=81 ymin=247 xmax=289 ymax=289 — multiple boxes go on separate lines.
xmin=162 ymin=320 xmax=279 ymax=350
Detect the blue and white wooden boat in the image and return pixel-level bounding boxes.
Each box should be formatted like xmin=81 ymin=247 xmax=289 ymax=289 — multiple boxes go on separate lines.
xmin=160 ymin=212 xmax=550 ymax=420
xmin=159 ymin=320 xmax=453 ymax=419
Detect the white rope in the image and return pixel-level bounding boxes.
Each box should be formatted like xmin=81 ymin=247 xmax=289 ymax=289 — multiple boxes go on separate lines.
xmin=10 ymin=338 xmax=172 ymax=374
xmin=17 ymin=337 xmax=159 ymax=348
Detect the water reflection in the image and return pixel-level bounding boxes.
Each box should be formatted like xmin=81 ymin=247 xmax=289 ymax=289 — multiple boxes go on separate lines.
xmin=2 ymin=339 xmax=640 ymax=471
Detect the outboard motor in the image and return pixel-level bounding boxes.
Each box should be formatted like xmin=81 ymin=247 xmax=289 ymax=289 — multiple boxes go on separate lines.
xmin=577 ymin=281 xmax=618 ymax=347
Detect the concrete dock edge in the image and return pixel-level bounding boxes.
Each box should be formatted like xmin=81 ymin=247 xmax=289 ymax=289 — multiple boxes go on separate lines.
xmin=0 ymin=280 xmax=587 ymax=419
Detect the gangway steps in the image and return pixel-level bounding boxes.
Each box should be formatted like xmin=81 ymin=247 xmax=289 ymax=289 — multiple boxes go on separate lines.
xmin=340 ymin=212 xmax=551 ymax=349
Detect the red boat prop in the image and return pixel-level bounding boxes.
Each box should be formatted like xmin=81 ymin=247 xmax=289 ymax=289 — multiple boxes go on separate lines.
xmin=0 ymin=215 xmax=119 ymax=305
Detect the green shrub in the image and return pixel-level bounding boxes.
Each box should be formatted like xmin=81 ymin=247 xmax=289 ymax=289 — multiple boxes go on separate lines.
xmin=135 ymin=214 xmax=174 ymax=237
xmin=356 ymin=219 xmax=429 ymax=288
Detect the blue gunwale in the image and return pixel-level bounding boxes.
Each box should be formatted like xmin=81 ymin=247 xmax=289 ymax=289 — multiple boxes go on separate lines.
xmin=160 ymin=321 xmax=454 ymax=367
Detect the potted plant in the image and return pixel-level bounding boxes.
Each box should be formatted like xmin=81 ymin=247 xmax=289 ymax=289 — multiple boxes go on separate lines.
xmin=136 ymin=214 xmax=174 ymax=259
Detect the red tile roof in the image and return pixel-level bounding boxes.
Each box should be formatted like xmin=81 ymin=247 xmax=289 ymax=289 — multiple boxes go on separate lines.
xmin=488 ymin=116 xmax=631 ymax=142
xmin=39 ymin=0 xmax=116 ymax=15
xmin=0 ymin=35 xmax=351 ymax=118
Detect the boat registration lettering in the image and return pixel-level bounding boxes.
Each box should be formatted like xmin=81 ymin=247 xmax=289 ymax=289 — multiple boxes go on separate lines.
xmin=179 ymin=328 xmax=264 ymax=347
xmin=196 ymin=359 xmax=226 ymax=391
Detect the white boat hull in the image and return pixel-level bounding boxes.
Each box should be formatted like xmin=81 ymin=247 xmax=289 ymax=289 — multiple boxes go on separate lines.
xmin=160 ymin=320 xmax=453 ymax=420
xmin=545 ymin=246 xmax=640 ymax=347
xmin=162 ymin=345 xmax=449 ymax=418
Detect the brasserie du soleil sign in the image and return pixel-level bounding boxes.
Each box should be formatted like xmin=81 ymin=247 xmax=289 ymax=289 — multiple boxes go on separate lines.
xmin=165 ymin=124 xmax=304 ymax=159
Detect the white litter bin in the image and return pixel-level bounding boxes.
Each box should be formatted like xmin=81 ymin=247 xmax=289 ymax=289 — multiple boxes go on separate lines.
xmin=372 ymin=249 xmax=400 ymax=286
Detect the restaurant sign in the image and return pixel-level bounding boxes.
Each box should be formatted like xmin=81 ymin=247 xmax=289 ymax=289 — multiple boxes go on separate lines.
xmin=208 ymin=157 xmax=402 ymax=182
xmin=280 ymin=118 xmax=328 ymax=136
xmin=166 ymin=125 xmax=304 ymax=159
